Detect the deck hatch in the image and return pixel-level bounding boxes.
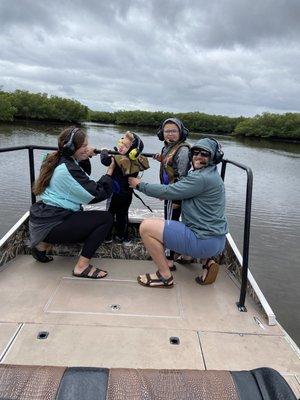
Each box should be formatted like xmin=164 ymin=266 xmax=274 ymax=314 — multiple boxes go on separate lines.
xmin=44 ymin=277 xmax=183 ymax=318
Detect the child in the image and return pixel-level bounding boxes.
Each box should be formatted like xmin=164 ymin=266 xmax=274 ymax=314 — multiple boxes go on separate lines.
xmin=155 ymin=118 xmax=191 ymax=267
xmin=101 ymin=131 xmax=149 ymax=244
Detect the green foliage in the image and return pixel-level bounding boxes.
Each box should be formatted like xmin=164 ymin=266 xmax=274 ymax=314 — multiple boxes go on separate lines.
xmin=0 ymin=90 xmax=89 ymax=122
xmin=1 ymin=90 xmax=299 ymax=140
xmin=234 ymin=112 xmax=300 ymax=139
xmin=89 ymin=110 xmax=244 ymax=135
xmin=0 ymin=92 xmax=17 ymax=121
xmin=89 ymin=109 xmax=299 ymax=140
xmin=89 ymin=111 xmax=116 ymax=124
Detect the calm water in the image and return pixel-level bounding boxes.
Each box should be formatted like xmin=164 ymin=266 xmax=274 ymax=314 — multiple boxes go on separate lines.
xmin=0 ymin=121 xmax=299 ymax=346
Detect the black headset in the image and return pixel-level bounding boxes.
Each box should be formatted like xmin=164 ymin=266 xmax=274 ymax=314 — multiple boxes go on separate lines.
xmin=156 ymin=118 xmax=189 ymax=141
xmin=190 ymin=138 xmax=224 ymax=165
xmin=210 ymin=138 xmax=224 ymax=164
xmin=61 ymin=127 xmax=80 ymax=156
xmin=128 ymin=133 xmax=144 ymax=160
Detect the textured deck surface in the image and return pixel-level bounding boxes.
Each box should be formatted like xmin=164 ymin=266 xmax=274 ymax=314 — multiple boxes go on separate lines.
xmin=0 ymin=255 xmax=299 ymax=396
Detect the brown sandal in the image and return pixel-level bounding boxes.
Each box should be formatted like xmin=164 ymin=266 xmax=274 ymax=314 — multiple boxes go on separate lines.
xmin=176 ymin=255 xmax=197 ymax=264
xmin=73 ymin=264 xmax=108 ymax=279
xmin=137 ymin=271 xmax=174 ymax=288
xmin=195 ymin=260 xmax=219 ymax=285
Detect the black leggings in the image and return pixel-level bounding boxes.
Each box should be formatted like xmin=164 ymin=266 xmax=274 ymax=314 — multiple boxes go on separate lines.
xmin=164 ymin=200 xmax=182 ymax=260
xmin=45 ymin=211 xmax=113 ymax=259
xmin=108 ymin=192 xmax=132 ymax=239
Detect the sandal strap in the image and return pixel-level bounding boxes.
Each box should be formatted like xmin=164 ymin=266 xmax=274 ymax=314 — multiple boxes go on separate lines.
xmin=78 ymin=264 xmax=93 ymax=277
xmin=202 ymin=259 xmax=212 ymax=270
xmin=91 ymin=267 xmax=107 ymax=278
xmin=156 ymin=270 xmax=173 ymax=285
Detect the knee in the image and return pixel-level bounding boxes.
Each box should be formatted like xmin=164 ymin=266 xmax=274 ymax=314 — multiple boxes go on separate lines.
xmin=139 ymin=219 xmax=153 ymax=235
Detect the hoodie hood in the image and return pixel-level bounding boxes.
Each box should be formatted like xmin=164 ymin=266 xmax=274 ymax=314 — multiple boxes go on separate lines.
xmin=161 ymin=118 xmax=189 ymax=141
xmin=162 ymin=118 xmax=183 ymax=133
xmin=191 ymin=138 xmax=220 ymax=165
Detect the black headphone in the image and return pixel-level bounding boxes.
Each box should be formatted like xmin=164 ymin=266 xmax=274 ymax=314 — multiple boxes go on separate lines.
xmin=190 ymin=138 xmax=224 ymax=165
xmin=61 ymin=127 xmax=80 ymax=156
xmin=156 ymin=118 xmax=189 ymax=141
xmin=210 ymin=138 xmax=224 ymax=164
xmin=128 ymin=133 xmax=144 ymax=160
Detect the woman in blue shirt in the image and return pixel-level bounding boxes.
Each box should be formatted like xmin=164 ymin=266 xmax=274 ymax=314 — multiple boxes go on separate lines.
xmin=29 ymin=126 xmax=114 ymax=279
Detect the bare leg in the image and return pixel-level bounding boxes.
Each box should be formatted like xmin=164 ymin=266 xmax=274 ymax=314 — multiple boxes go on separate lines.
xmin=74 ymin=256 xmax=107 ymax=278
xmin=139 ymin=219 xmax=172 ymax=284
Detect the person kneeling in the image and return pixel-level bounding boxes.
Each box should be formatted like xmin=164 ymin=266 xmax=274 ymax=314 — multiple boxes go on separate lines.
xmin=128 ymin=138 xmax=228 ymax=288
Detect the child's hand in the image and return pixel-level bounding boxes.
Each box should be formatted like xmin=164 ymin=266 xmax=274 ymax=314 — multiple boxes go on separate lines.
xmin=153 ymin=153 xmax=162 ymax=162
xmin=107 ymin=158 xmax=115 ymax=176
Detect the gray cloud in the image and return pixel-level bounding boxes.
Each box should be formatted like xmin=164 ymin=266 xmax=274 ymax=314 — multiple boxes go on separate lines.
xmin=1 ymin=0 xmax=300 ymax=116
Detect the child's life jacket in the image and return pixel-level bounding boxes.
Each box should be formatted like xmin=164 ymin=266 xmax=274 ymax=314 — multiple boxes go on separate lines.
xmin=114 ymin=154 xmax=149 ymax=176
xmin=159 ymin=141 xmax=190 ymax=185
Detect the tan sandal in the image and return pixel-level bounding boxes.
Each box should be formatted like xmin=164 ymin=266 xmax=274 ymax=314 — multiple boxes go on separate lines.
xmin=195 ymin=260 xmax=219 ymax=285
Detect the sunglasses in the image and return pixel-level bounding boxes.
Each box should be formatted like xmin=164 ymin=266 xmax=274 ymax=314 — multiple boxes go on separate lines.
xmin=192 ymin=149 xmax=211 ymax=158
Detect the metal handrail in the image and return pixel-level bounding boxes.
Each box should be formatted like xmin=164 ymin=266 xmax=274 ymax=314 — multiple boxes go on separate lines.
xmin=221 ymin=159 xmax=253 ymax=311
xmin=0 ymin=145 xmax=253 ymax=310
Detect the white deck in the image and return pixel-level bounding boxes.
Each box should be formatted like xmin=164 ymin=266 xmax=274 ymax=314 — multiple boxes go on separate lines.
xmin=0 ymin=256 xmax=300 ymax=395
xmin=0 ymin=255 xmax=299 ymax=397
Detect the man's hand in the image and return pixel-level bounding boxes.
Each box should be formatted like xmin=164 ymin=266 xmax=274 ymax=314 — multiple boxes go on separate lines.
xmin=128 ymin=177 xmax=141 ymax=189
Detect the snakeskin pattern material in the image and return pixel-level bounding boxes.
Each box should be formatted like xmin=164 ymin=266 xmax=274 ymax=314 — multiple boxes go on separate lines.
xmin=0 ymin=364 xmax=66 ymax=400
xmin=107 ymin=369 xmax=239 ymax=400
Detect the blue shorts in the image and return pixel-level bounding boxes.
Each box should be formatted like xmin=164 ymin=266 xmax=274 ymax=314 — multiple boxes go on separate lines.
xmin=163 ymin=220 xmax=226 ymax=259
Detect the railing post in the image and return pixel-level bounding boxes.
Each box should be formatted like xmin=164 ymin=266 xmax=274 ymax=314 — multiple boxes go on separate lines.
xmin=221 ymin=160 xmax=227 ymax=181
xmin=28 ymin=146 xmax=36 ymax=204
xmin=237 ymin=168 xmax=253 ymax=311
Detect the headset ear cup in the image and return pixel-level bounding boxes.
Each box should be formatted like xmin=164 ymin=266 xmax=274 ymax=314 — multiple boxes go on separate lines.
xmin=156 ymin=127 xmax=164 ymax=141
xmin=182 ymin=127 xmax=189 ymax=141
xmin=62 ymin=128 xmax=77 ymax=156
xmin=214 ymin=149 xmax=224 ymax=164
xmin=210 ymin=138 xmax=223 ymax=164
xmin=129 ymin=148 xmax=139 ymax=160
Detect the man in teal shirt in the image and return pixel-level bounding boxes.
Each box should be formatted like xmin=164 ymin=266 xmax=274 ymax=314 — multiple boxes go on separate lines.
xmin=128 ymin=137 xmax=228 ymax=288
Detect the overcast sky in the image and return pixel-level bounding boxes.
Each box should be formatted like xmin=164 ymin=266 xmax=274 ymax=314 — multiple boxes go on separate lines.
xmin=1 ymin=0 xmax=300 ymax=116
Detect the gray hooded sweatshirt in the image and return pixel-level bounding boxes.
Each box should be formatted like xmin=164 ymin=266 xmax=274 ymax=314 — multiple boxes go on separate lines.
xmin=138 ymin=138 xmax=228 ymax=239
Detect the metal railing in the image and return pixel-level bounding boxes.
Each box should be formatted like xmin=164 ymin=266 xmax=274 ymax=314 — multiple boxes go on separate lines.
xmin=0 ymin=145 xmax=253 ymax=311
xmin=221 ymin=159 xmax=253 ymax=312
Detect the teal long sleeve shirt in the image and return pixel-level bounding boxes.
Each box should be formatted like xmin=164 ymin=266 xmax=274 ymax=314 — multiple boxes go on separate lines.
xmin=138 ymin=165 xmax=228 ymax=239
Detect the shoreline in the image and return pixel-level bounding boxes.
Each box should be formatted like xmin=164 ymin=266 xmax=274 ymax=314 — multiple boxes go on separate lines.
xmin=1 ymin=119 xmax=300 ymax=144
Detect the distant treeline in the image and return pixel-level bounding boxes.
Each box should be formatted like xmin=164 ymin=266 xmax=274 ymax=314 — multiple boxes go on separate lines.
xmin=90 ymin=110 xmax=243 ymax=136
xmin=1 ymin=90 xmax=299 ymax=140
xmin=0 ymin=90 xmax=89 ymax=123
xmin=90 ymin=110 xmax=300 ymax=140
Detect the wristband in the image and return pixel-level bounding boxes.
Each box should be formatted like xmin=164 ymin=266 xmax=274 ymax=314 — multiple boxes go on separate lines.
xmin=136 ymin=183 xmax=140 ymax=190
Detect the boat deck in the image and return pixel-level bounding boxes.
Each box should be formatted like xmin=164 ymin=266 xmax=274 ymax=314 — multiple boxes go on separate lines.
xmin=0 ymin=255 xmax=299 ymax=396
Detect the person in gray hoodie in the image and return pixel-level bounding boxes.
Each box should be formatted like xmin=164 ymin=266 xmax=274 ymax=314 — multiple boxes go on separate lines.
xmin=128 ymin=137 xmax=228 ymax=288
